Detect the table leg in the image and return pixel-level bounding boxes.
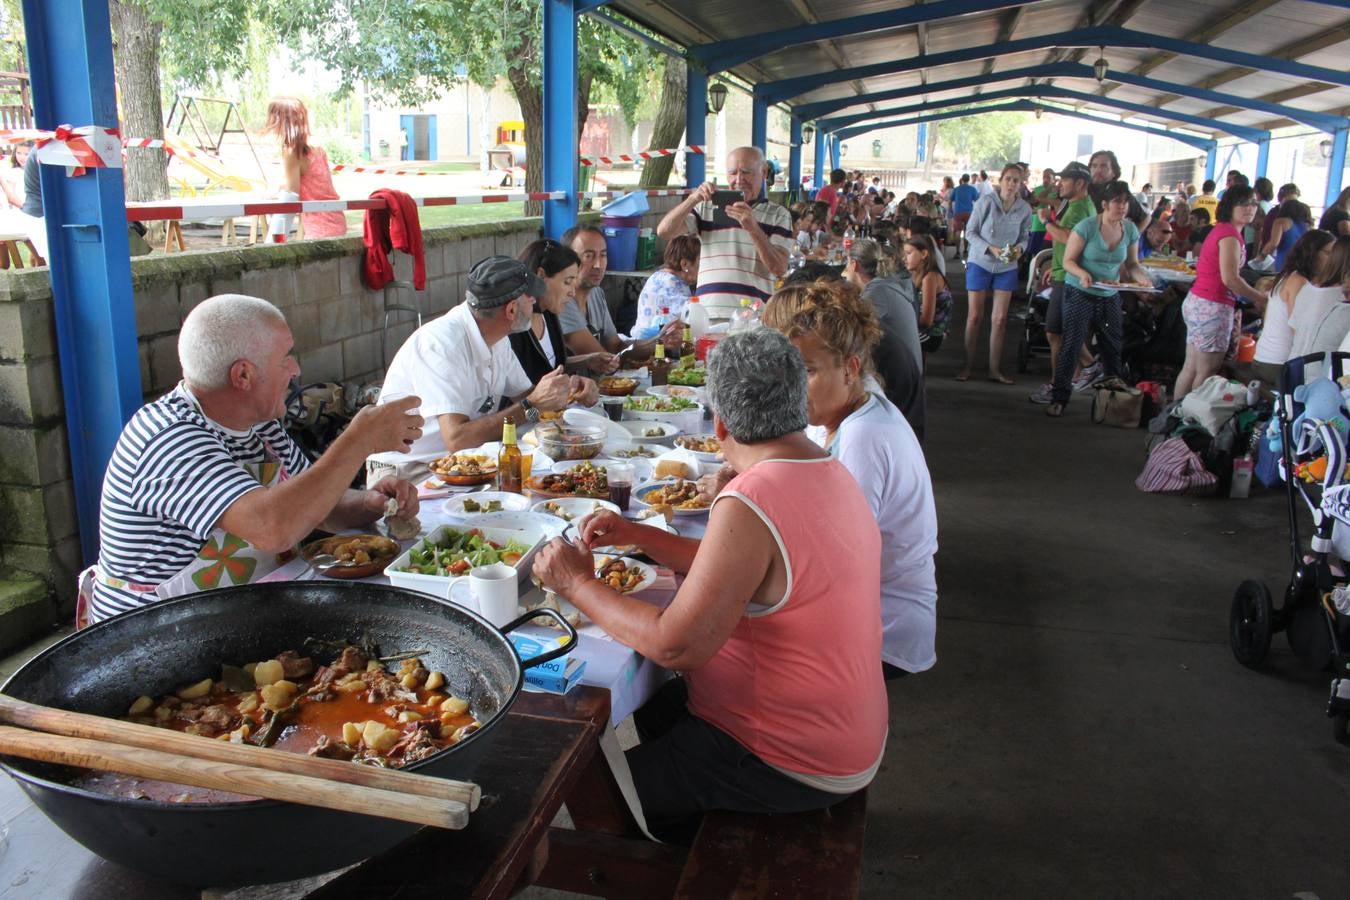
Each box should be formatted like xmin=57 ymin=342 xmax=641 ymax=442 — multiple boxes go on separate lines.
xmin=564 ymin=731 xmax=644 ymax=837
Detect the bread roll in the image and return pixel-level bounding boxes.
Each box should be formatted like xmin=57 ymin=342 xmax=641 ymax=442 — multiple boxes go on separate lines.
xmin=655 ymin=460 xmax=690 ymax=480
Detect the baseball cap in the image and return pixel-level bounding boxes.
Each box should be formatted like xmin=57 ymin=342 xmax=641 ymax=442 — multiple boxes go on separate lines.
xmin=1057 ymin=161 xmax=1091 ymax=181
xmin=466 ymin=256 xmax=546 ymax=309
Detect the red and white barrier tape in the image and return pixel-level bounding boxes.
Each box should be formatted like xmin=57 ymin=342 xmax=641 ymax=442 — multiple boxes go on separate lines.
xmin=579 ymin=145 xmax=703 ymax=166
xmin=0 ymin=125 xmax=122 ymax=170
xmin=584 ymin=189 xmax=694 ymax=199
xmin=124 ymin=191 xmax=566 ymax=222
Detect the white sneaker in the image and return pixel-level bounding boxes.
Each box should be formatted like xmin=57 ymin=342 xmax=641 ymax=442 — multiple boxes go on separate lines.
xmin=1028 ymin=383 xmax=1053 ymax=404
xmin=1072 ymin=362 xmax=1102 ymax=393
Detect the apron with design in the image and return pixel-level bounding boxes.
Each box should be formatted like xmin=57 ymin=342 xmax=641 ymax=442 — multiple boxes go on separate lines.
xmin=76 ymin=439 xmax=295 ymax=628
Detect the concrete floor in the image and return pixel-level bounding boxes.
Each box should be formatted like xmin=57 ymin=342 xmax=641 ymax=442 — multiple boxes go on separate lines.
xmin=5 ymin=266 xmax=1347 ymax=898
xmin=859 ymin=270 xmax=1347 ymax=898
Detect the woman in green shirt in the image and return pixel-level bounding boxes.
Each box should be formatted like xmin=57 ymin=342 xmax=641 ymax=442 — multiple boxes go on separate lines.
xmin=1047 ymin=180 xmax=1152 ymax=416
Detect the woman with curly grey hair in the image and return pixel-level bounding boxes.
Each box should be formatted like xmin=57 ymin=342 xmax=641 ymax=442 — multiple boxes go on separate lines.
xmin=531 ymin=328 xmax=887 ymax=843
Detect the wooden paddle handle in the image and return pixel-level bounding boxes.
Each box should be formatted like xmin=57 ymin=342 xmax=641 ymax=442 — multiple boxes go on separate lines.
xmin=0 ymin=694 xmax=479 ymax=811
xmin=0 ymin=725 xmax=468 ymax=830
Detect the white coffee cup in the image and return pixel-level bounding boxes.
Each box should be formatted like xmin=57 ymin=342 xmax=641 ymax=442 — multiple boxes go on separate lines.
xmin=448 ymin=562 xmax=519 ymax=627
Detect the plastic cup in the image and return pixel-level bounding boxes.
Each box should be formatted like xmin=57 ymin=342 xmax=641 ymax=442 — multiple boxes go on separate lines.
xmin=607 ymin=463 xmax=634 ymax=512
xmin=602 ymin=396 xmax=626 ymax=422
xmin=520 ymin=452 xmax=534 ymax=483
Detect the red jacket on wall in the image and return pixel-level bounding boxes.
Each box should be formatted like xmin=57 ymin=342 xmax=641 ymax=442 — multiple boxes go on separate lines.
xmin=362 ymin=188 xmax=426 ymax=291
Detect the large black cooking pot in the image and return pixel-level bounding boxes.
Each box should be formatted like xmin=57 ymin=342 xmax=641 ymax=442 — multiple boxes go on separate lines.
xmin=0 ymin=581 xmax=574 ymax=887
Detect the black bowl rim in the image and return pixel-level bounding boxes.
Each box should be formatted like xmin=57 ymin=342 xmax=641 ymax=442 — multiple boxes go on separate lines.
xmin=0 ymin=581 xmax=522 ymax=813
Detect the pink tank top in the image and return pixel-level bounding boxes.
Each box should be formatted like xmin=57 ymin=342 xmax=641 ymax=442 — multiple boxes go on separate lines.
xmin=686 ymin=457 xmax=888 ymax=783
xmin=1191 ymin=222 xmax=1243 ymax=306
xmin=299 ymin=146 xmax=348 ymax=239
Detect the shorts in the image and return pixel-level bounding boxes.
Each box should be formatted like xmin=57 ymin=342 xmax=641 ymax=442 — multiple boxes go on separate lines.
xmin=919 ymin=331 xmax=944 ymax=354
xmin=965 ymin=262 xmax=1019 ymax=294
xmin=952 ymin=212 xmax=971 ymax=232
xmin=1045 ymin=280 xmax=1066 ymax=334
xmin=1181 ymin=292 xmax=1240 ymax=357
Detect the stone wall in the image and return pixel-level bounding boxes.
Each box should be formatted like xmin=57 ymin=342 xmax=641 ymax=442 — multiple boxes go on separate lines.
xmin=0 ymin=196 xmax=680 ymax=646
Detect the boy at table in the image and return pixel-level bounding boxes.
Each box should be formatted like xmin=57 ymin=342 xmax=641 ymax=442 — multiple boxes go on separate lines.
xmin=533 ymin=328 xmax=887 ymax=844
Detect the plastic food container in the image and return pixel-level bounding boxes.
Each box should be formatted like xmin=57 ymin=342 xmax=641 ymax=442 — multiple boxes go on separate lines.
xmin=534 ymin=422 xmax=607 ymax=461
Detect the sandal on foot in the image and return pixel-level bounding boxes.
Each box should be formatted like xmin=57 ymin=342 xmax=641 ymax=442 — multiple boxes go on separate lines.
xmin=954 ymin=371 xmax=971 ymax=382
xmin=988 ymin=374 xmax=1016 ymax=385
xmin=1045 ymin=402 xmax=1064 ymax=417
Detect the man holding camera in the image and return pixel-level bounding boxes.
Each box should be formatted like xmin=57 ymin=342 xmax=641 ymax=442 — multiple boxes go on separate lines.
xmin=657 ymin=145 xmax=795 ymax=318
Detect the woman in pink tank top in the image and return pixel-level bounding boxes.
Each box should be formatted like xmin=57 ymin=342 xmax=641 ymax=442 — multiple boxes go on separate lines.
xmin=1174 ymin=183 xmax=1266 ymax=399
xmin=262 ymin=97 xmax=348 ymax=240
xmin=533 ymin=328 xmax=887 ymax=843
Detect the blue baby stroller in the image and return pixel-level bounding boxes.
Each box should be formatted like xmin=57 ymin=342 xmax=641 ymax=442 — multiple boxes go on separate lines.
xmin=1230 ymin=352 xmax=1350 ymax=745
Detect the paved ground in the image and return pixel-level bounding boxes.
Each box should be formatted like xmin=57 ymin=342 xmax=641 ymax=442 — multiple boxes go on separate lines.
xmin=4 ymin=260 xmax=1346 ymax=898
xmin=859 ymin=262 xmax=1347 ymax=899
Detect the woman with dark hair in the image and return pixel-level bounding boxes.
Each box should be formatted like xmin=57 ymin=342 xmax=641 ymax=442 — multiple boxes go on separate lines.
xmin=1046 ymin=180 xmax=1151 ymax=417
xmin=904 ymin=234 xmax=952 ymax=358
xmin=1320 ymin=187 xmax=1350 ymax=238
xmin=1151 ymin=196 xmax=1173 ymax=224
xmin=1290 ymin=236 xmax=1350 ymax=360
xmin=634 ymin=234 xmax=701 ymax=339
xmin=1174 ymin=184 xmax=1268 ymax=399
xmin=1259 ymin=198 xmax=1313 ymax=272
xmin=509 ymin=239 xmax=607 ymax=386
xmin=1253 ymin=229 xmax=1334 ymax=383
xmin=260 ymin=97 xmax=347 ymax=239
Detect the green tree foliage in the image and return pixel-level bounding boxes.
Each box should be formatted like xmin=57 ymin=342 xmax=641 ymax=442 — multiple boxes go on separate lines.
xmin=937 ymin=109 xmax=1031 ymax=169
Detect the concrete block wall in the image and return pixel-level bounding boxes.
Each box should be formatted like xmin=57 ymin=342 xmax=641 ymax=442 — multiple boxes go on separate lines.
xmin=0 ymin=197 xmax=680 ymax=643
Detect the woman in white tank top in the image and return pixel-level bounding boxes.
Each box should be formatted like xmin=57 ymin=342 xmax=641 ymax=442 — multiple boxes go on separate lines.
xmin=1253 ymin=230 xmax=1334 ymax=386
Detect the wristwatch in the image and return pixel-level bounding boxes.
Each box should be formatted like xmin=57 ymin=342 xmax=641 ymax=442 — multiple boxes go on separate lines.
xmin=520 ymin=397 xmax=541 ymax=423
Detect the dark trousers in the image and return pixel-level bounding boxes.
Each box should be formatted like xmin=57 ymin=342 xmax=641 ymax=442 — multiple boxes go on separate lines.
xmin=627 ymin=679 xmax=845 ymax=845
xmin=1051 ymin=284 xmax=1123 ymax=404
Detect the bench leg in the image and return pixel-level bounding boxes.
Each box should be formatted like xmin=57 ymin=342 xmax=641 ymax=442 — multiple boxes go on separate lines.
xmin=532 ymin=827 xmax=685 ymax=900
xmin=563 ymin=741 xmax=645 ymax=838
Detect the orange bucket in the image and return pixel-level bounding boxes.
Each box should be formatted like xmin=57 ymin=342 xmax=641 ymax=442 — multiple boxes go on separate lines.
xmin=1237 ymin=334 xmax=1257 ymax=363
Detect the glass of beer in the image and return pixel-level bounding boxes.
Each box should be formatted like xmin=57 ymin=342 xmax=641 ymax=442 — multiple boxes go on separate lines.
xmin=519 ymin=451 xmax=534 ymax=485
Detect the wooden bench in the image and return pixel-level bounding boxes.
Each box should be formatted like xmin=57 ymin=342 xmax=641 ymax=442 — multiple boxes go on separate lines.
xmin=674 ymin=790 xmax=870 ymax=899
xmin=535 ymin=788 xmax=869 ymax=899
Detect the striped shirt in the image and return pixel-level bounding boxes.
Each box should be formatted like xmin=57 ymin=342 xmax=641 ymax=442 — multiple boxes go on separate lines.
xmin=91 ymin=384 xmax=310 ymax=622
xmin=687 ymin=200 xmax=795 ymax=315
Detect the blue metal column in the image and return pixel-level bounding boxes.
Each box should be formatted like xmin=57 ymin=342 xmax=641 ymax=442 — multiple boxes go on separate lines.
xmin=813 ymin=128 xmax=827 ymax=190
xmin=830 ymin=135 xmax=841 ymax=171
xmin=1255 ymin=138 xmax=1270 ymax=179
xmin=788 ymin=116 xmax=802 ymax=200
xmin=22 ymin=0 xmax=139 ymax=564
xmin=1204 ymin=144 xmax=1217 ymax=182
xmin=751 ymin=89 xmax=768 ymax=152
xmin=542 ymin=0 xmax=578 ymax=239
xmin=1327 ymin=127 xmax=1348 ymax=210
xmin=686 ymin=66 xmax=708 ymax=188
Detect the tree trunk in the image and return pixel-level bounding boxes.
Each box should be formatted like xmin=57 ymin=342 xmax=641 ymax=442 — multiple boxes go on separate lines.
xmin=639 ymin=55 xmax=686 ymax=189
xmin=109 ymin=0 xmax=170 ymax=202
xmin=507 ymin=65 xmax=544 ymax=217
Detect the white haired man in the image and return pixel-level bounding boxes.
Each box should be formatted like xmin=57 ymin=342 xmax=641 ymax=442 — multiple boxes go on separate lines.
xmin=657 ymin=145 xmax=795 ymax=317
xmin=84 ymin=294 xmax=422 ymax=625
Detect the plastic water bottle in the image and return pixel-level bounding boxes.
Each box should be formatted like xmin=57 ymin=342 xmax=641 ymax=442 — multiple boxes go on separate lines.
xmin=729 ymin=298 xmax=759 ymax=333
xmin=684 ymin=295 xmax=710 ymax=342
xmin=843 ymin=224 xmax=856 ymax=254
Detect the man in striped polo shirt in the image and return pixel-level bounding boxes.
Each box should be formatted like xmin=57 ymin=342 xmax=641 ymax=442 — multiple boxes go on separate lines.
xmin=657 ymin=145 xmax=795 ymax=318
xmin=84 ymin=294 xmax=423 ymax=624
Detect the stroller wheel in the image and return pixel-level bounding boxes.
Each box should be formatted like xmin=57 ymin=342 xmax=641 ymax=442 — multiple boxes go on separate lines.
xmin=1230 ymin=580 xmax=1274 ymax=668
xmin=1287 ymin=603 xmax=1334 ymax=670
xmin=1016 ymin=336 xmax=1030 ymax=373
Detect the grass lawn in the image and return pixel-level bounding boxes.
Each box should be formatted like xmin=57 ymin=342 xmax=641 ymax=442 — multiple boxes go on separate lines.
xmin=343 ymin=202 xmax=527 ymax=230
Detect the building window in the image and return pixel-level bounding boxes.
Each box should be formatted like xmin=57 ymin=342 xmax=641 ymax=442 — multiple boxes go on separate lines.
xmin=1076 ymin=134 xmax=1093 ymax=157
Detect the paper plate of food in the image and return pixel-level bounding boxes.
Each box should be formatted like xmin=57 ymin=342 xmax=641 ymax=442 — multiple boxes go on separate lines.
xmin=527 ymin=554 xmax=659 ymax=629
xmin=525 ymin=460 xmax=610 ymax=500
xmin=621 ymin=420 xmax=680 ymax=444
xmin=604 ymin=442 xmax=665 ymax=460
xmin=428 ymin=453 xmax=498 ymax=486
xmin=674 ymin=434 xmax=723 ymax=463
xmin=1096 ymin=279 xmax=1163 ymax=293
xmin=645 ymin=383 xmax=706 ymax=403
xmin=634 ymin=478 xmax=713 ymax=516
xmin=300 ymin=534 xmax=402 ymax=579
xmin=442 ymin=491 xmax=532 ymax=517
xmin=598 ymin=375 xmax=640 ymax=396
xmin=531 ymin=496 xmax=621 ymax=522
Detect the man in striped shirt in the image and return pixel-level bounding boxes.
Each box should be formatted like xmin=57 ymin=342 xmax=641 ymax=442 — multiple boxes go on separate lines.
xmin=657 ymin=145 xmax=795 ymax=318
xmin=86 ymin=294 xmax=423 ymax=623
